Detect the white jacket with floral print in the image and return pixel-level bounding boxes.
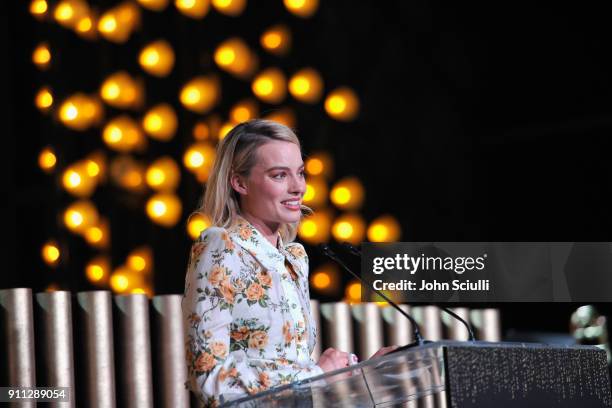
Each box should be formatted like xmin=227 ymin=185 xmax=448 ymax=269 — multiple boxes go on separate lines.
xmin=182 ymin=217 xmax=324 ymax=407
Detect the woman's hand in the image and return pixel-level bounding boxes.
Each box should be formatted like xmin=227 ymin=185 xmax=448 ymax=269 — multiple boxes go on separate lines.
xmin=368 ymin=345 xmax=399 ymax=360
xmin=317 ymin=347 xmax=353 ymax=373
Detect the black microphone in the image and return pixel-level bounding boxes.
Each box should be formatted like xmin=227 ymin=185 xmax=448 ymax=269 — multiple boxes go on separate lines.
xmin=318 ymin=243 xmax=425 ymax=347
xmin=340 ymin=242 xmax=477 ymax=342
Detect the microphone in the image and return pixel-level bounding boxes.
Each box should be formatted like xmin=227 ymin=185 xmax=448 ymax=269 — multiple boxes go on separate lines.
xmin=340 ymin=242 xmax=476 ymax=342
xmin=318 ymin=243 xmax=425 ymax=347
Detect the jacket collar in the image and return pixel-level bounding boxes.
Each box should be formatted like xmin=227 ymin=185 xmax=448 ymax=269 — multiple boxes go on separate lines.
xmin=227 ymin=216 xmax=303 ymax=279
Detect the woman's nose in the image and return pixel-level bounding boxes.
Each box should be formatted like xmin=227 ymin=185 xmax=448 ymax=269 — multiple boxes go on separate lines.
xmin=289 ymin=175 xmax=306 ymax=195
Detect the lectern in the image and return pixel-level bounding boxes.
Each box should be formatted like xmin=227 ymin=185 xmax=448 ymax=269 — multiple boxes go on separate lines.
xmin=220 ymin=341 xmax=611 ymax=407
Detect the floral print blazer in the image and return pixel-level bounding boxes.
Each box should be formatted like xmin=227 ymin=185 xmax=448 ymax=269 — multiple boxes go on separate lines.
xmin=182 ymin=217 xmax=323 ymax=407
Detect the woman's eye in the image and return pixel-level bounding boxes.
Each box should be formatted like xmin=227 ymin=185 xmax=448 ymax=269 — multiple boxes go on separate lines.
xmin=298 ymin=171 xmax=305 ymax=178
xmin=272 ymin=173 xmax=286 ymax=179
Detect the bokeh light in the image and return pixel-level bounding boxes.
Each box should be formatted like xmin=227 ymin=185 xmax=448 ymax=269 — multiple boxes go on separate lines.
xmin=187 ymin=213 xmax=212 ymax=239
xmin=330 ymin=177 xmax=364 ymax=210
xmin=289 ymin=68 xmax=323 ymax=103
xmin=230 ymin=99 xmax=258 ymax=123
xmin=63 ymin=200 xmax=100 ymax=235
xmin=331 ymin=213 xmax=365 ymax=244
xmin=179 ymin=76 xmax=220 ymax=114
xmin=41 ymin=240 xmax=61 ymax=267
xmin=127 ymin=246 xmax=153 ymax=274
xmin=146 ymin=193 xmax=183 ymax=227
xmin=35 ymin=86 xmax=54 ymax=112
xmin=139 ymin=40 xmax=175 ymax=77
xmin=142 ymin=103 xmax=178 ymax=141
xmin=100 ymin=71 xmax=143 ymax=109
xmin=103 ymin=116 xmax=147 ymax=152
xmin=84 ymin=217 xmax=110 ymax=249
xmin=302 ymin=176 xmax=327 ymax=208
xmin=260 ymin=24 xmax=291 ymax=56
xmin=252 ymin=68 xmax=286 ymax=104
xmin=298 ymin=211 xmax=331 ymax=244
xmin=38 ymin=147 xmax=57 ymax=173
xmin=58 ymin=93 xmax=104 ymax=131
xmin=175 ymin=0 xmax=211 ymax=19
xmin=367 ymin=215 xmax=401 ymax=242
xmin=86 ymin=255 xmax=111 ymax=286
xmin=283 ymin=0 xmax=318 ymax=18
xmin=305 ymin=152 xmax=333 ymax=179
xmin=211 ymin=0 xmax=246 ymax=16
xmin=214 ymin=37 xmax=257 ymax=79
xmin=137 ymin=0 xmax=169 ymax=12
xmin=325 ymin=87 xmax=360 ymax=121
xmin=32 ymin=42 xmax=51 ymax=70
xmin=146 ymin=156 xmax=181 ymax=191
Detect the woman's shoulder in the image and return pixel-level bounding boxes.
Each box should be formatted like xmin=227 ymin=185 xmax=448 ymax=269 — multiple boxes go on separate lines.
xmin=192 ymin=226 xmax=237 ymax=255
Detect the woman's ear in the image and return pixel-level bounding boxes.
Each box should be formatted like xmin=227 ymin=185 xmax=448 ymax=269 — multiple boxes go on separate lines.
xmin=230 ymin=173 xmax=248 ymax=196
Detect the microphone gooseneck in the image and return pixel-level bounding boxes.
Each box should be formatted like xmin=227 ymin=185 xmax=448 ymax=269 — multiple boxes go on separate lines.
xmin=340 ymin=242 xmax=477 ymax=342
xmin=318 ymin=243 xmax=425 ymax=346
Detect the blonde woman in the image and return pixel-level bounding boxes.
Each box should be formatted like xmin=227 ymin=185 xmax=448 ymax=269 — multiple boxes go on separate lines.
xmin=182 ymin=119 xmax=395 ymax=407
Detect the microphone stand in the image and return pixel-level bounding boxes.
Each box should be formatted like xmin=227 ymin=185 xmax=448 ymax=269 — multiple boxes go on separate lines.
xmin=340 ymin=242 xmax=476 ymax=342
xmin=318 ymin=243 xmax=426 ymax=350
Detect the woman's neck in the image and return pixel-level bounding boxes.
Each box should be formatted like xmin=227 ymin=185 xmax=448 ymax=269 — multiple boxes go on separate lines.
xmin=239 ymin=211 xmax=280 ymax=247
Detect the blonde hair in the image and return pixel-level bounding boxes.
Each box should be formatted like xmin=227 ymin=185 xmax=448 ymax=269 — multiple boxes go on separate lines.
xmin=193 ymin=119 xmax=311 ymax=243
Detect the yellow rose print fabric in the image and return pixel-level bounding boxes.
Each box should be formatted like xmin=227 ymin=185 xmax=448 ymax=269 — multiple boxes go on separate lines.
xmin=182 ymin=217 xmax=324 ymax=407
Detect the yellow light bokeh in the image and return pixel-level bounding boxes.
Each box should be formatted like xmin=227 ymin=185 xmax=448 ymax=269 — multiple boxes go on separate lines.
xmin=38 ymin=147 xmax=57 ymax=173
xmin=324 ymin=87 xmax=360 ymax=121
xmin=260 ymin=24 xmax=291 ymax=55
xmin=137 ymin=0 xmax=169 ymax=12
xmin=330 ymin=177 xmax=364 ymax=210
xmin=86 ymin=255 xmax=111 ymax=285
xmin=187 ymin=213 xmax=211 ymax=239
xmin=146 ymin=156 xmax=181 ymax=191
xmin=32 ymin=43 xmax=51 ymax=70
xmin=62 ymin=162 xmax=97 ymax=197
xmin=312 ymin=271 xmax=330 ymax=289
xmin=139 ymin=40 xmax=175 ymax=77
xmin=110 ymin=155 xmax=147 ymax=192
xmin=30 ymin=0 xmax=48 ymax=18
xmin=63 ymin=200 xmax=99 ymax=235
xmin=331 ymin=213 xmax=365 ymax=244
xmin=54 ymin=0 xmax=89 ymax=29
xmin=35 ymin=87 xmax=54 ymax=112
xmin=41 ymin=240 xmax=61 ymax=266
xmin=103 ymin=115 xmax=146 ymax=152
xmin=310 ymin=263 xmax=339 ymax=293
xmin=230 ymin=99 xmax=258 ymax=123
xmin=346 ymin=281 xmax=361 ymax=302
xmin=142 ymin=103 xmax=177 ymax=141
xmin=289 ymin=68 xmax=323 ymax=103
xmin=110 ymin=265 xmax=145 ymax=293
xmin=98 ymin=2 xmax=140 ymax=43
xmin=214 ymin=38 xmax=256 ymax=79
xmin=127 ymin=246 xmax=153 ymax=274
xmin=146 ymin=193 xmax=183 ymax=227
xmin=211 ymin=0 xmax=246 ymax=16
xmin=283 ymin=0 xmax=318 ymax=18
xmin=183 ymin=142 xmax=216 ymax=172
xmin=297 ymin=211 xmax=331 ymax=244
xmin=175 ymin=0 xmax=210 ymax=19
xmin=305 ymin=152 xmax=333 ymax=178
xmin=367 ymin=215 xmax=401 ymax=242
xmin=179 ymin=76 xmax=220 ymax=113
xmin=252 ymin=68 xmax=286 ymax=104
xmin=100 ymin=71 xmax=143 ymax=109
xmin=84 ymin=218 xmax=110 ymax=248
xmin=302 ymin=177 xmax=327 ymax=207
xmin=58 ymin=93 xmax=104 ymax=131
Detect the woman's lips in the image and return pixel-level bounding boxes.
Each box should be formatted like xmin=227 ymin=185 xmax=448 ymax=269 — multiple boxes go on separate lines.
xmin=281 ymin=200 xmax=301 ymax=211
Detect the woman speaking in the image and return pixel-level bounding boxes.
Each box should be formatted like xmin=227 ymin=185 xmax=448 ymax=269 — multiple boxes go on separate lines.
xmin=182 ymin=119 xmax=395 ymax=407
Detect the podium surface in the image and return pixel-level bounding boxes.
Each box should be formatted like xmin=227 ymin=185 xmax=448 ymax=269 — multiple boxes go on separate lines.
xmin=220 ymin=341 xmax=611 ymax=408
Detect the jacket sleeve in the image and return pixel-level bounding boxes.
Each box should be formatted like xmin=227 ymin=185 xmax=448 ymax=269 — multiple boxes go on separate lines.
xmin=182 ymin=228 xmax=324 ymax=407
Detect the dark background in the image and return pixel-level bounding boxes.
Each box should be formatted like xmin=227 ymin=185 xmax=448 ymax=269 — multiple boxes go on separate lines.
xmin=5 ymin=1 xmax=612 ymax=338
